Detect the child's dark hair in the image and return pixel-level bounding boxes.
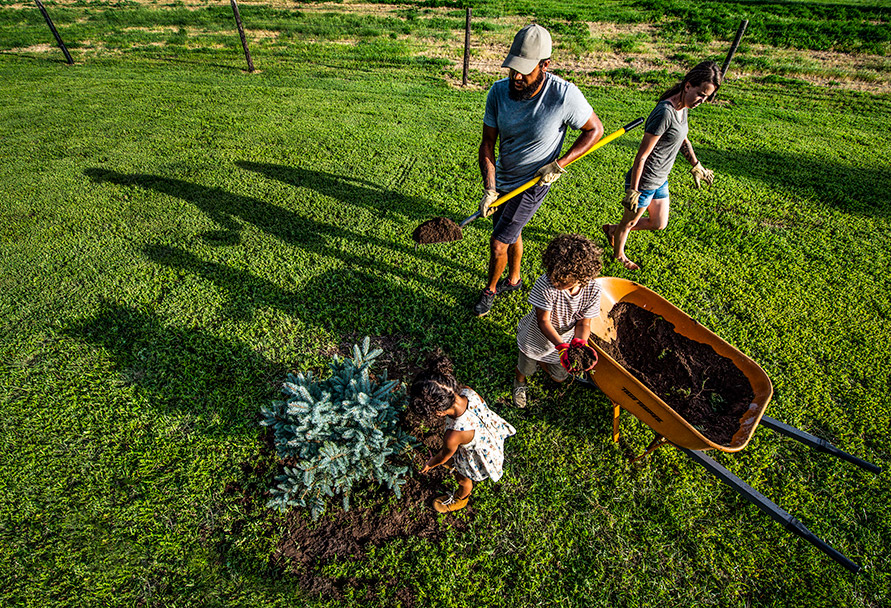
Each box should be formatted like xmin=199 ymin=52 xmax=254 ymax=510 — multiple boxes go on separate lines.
xmin=659 ymin=61 xmax=722 ymax=101
xmin=542 ymin=233 xmax=603 ymax=287
xmin=409 ymin=352 xmax=460 ymax=418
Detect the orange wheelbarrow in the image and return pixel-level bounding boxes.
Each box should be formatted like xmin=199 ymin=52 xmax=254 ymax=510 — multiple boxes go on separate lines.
xmin=585 ymin=277 xmax=881 ymax=573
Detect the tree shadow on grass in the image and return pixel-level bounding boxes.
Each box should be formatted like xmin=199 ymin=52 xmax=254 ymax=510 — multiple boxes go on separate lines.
xmin=83 ymin=168 xmax=477 ymax=292
xmin=703 ymin=146 xmax=891 ymax=219
xmin=62 ymin=298 xmax=283 ymax=429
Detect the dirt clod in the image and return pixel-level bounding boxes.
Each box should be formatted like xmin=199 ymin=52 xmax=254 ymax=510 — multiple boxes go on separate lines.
xmin=592 ymin=302 xmax=754 ymax=445
xmin=412 ymin=217 xmax=462 ymax=244
xmin=564 ymin=345 xmax=597 ymax=373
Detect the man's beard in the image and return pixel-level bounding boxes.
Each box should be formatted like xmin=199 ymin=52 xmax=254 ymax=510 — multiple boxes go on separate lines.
xmin=508 ymin=70 xmax=546 ymax=101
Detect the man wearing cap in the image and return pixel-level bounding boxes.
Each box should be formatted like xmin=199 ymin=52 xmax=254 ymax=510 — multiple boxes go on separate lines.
xmin=473 ymin=24 xmax=604 ymax=317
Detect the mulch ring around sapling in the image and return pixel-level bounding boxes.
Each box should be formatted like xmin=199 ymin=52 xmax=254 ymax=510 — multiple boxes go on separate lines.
xmin=225 ymin=416 xmax=472 ymax=604
xmin=412 ymin=216 xmax=462 ymax=244
xmin=224 ymin=336 xmax=473 ymax=604
xmin=591 ymin=302 xmax=754 ymax=445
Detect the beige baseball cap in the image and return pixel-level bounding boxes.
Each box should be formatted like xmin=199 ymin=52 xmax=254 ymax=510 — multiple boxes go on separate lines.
xmin=501 ymin=24 xmax=552 ymax=75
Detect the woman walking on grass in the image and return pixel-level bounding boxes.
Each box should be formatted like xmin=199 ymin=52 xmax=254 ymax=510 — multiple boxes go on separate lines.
xmin=602 ymin=61 xmax=722 ymax=270
xmin=410 ymin=354 xmax=516 ymax=513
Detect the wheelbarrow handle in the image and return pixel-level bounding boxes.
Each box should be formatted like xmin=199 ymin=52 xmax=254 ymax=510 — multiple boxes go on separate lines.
xmin=679 ymin=447 xmax=861 ymax=573
xmin=760 ymin=416 xmax=882 ymax=474
xmin=457 ymin=117 xmax=645 ymax=228
xmin=786 ymin=517 xmax=863 ymax=574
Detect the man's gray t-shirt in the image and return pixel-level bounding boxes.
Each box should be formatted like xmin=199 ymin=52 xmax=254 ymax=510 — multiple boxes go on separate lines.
xmin=636 ymin=100 xmax=689 ymax=191
xmin=484 ymin=74 xmax=593 ymax=192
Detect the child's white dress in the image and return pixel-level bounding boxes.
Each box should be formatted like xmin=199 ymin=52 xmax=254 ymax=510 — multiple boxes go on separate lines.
xmin=445 ymin=388 xmax=517 ymax=482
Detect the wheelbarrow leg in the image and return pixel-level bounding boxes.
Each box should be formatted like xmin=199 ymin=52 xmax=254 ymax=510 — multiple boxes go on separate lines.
xmin=612 ymin=401 xmax=621 ymax=443
xmin=760 ymin=416 xmax=882 ymax=474
xmin=629 ymin=434 xmax=669 ymax=464
xmin=678 ymin=447 xmax=861 ymax=573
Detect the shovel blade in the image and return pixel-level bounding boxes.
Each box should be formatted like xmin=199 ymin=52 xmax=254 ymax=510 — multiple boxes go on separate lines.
xmin=412 ymin=217 xmax=464 ymax=245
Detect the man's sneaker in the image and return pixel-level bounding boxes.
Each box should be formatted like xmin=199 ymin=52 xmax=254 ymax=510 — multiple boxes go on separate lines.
xmin=472 ymin=289 xmax=496 ymax=316
xmin=495 ymin=277 xmax=523 ymax=295
xmin=512 ymin=379 xmax=528 ymax=408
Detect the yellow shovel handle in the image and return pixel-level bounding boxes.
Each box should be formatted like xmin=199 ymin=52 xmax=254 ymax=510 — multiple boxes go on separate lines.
xmin=488 ymin=117 xmax=645 ymax=211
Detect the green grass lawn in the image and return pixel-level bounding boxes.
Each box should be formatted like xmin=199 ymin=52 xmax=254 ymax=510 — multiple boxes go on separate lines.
xmin=2 ymin=3 xmax=891 ymax=607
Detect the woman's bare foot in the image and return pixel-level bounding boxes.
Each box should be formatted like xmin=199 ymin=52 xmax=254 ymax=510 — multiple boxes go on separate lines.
xmin=601 ymin=224 xmax=614 ymax=248
xmin=616 ymin=257 xmax=639 ymax=271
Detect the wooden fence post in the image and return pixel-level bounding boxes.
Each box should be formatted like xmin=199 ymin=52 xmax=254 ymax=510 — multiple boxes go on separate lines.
xmin=230 ymin=0 xmax=255 ymax=73
xmin=34 ymin=0 xmax=73 ymax=65
xmin=462 ymin=7 xmax=471 ymax=87
xmin=711 ymin=19 xmax=748 ymax=102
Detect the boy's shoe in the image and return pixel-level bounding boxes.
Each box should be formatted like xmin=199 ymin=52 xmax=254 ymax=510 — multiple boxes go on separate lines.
xmin=472 ymin=289 xmax=496 ymax=316
xmin=495 ymin=277 xmax=523 ymax=295
xmin=433 ymin=492 xmax=469 ymax=513
xmin=574 ymin=374 xmax=597 ymax=389
xmin=512 ymin=379 xmax=528 ymax=408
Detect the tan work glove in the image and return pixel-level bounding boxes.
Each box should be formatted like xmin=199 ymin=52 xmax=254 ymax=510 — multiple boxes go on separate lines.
xmin=479 ymin=189 xmax=499 ymax=218
xmin=622 ymin=188 xmax=641 ymax=212
xmin=535 ymin=160 xmax=566 ymax=185
xmin=690 ymin=162 xmax=714 ymax=189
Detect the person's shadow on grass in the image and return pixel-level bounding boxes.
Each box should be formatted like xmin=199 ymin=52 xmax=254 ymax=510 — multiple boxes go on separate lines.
xmin=137 ymin=243 xmax=617 ymax=445
xmin=234 ymin=161 xmax=439 ymax=221
xmin=63 ymin=298 xmax=284 ymax=429
xmin=141 ymin=244 xmax=463 ymax=336
xmin=82 ymin=168 xmax=476 ymax=293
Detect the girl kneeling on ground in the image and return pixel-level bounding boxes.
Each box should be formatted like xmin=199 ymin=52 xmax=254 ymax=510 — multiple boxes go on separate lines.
xmin=603 ymin=61 xmax=722 ymax=270
xmin=410 ymin=354 xmax=516 ymax=513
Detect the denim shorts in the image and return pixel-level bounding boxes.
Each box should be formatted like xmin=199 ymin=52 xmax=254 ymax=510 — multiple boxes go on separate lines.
xmin=625 ymin=179 xmax=669 ymax=209
xmin=491 ymin=184 xmax=550 ymax=245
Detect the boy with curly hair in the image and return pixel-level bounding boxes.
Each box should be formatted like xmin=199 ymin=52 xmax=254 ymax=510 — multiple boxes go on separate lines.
xmin=513 ymin=233 xmax=603 ymax=408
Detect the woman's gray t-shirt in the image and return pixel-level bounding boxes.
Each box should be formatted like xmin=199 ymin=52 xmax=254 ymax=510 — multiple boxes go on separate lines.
xmin=636 ymin=100 xmax=689 ymax=191
xmin=484 ymin=74 xmax=593 ymax=192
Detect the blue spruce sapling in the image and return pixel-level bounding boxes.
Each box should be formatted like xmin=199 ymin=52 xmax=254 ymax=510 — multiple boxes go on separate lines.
xmin=260 ymin=337 xmax=416 ymax=519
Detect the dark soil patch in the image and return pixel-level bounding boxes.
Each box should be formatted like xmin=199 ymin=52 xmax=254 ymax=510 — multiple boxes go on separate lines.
xmin=591 ymin=302 xmax=754 ymax=445
xmin=336 ymin=332 xmax=426 ymax=382
xmin=270 ymin=408 xmax=470 ymax=603
xmin=222 ymin=336 xmax=470 ymax=604
xmin=564 ymin=344 xmax=597 ymax=373
xmin=412 ymin=216 xmax=462 ymax=244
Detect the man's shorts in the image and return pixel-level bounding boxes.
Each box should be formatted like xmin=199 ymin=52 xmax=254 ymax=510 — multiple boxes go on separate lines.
xmin=624 ymin=179 xmax=669 ymax=210
xmin=517 ymin=349 xmax=569 ymax=382
xmin=491 ymin=183 xmax=550 ymax=245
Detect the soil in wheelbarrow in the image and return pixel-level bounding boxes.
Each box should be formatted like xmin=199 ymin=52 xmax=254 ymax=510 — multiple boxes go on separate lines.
xmin=591 ymin=302 xmax=754 ymax=446
xmin=220 ymin=339 xmax=473 ymax=604
xmin=412 ymin=216 xmax=463 ymax=244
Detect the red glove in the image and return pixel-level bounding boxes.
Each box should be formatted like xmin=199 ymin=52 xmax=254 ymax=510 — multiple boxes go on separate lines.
xmin=556 ymin=342 xmax=571 ymax=371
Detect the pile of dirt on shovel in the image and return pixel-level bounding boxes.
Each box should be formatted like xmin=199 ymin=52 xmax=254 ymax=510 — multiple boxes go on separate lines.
xmin=412 ymin=217 xmax=462 ymax=244
xmin=591 ymin=302 xmax=754 ymax=445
